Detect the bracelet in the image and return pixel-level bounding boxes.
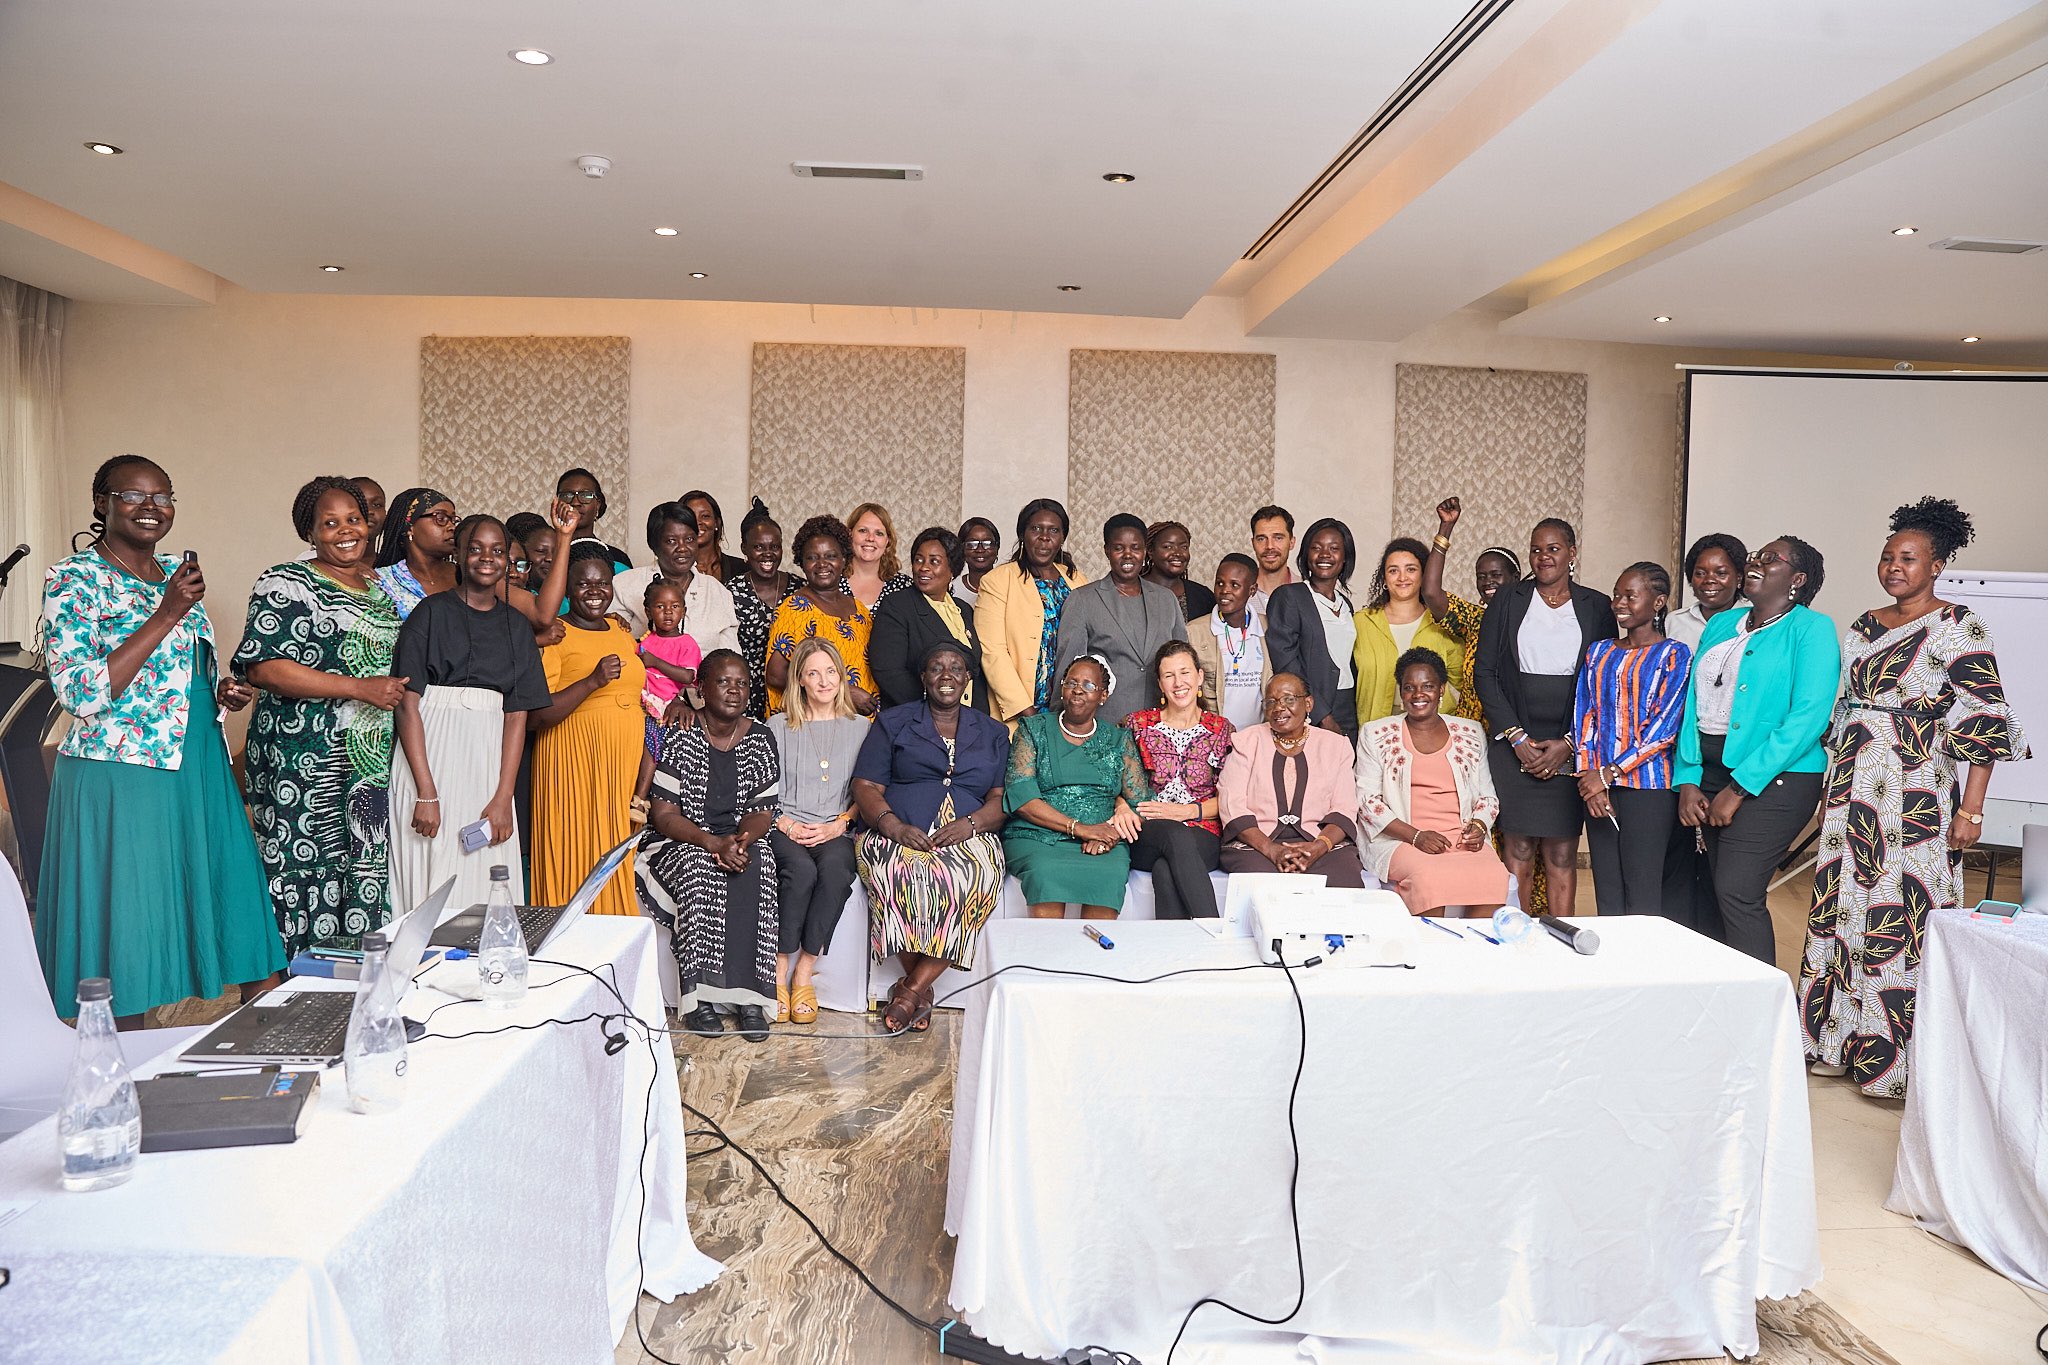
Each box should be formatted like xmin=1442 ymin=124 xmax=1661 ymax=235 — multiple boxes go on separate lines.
xmin=1431 ymin=534 xmax=1452 ymax=553
xmin=416 ymin=797 xmax=440 ymax=804
xmin=1067 ymin=815 xmax=1081 ymax=837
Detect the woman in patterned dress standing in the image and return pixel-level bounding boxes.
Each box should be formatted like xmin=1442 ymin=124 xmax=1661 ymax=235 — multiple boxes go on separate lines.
xmin=235 ymin=477 xmax=407 ymax=955
xmin=1800 ymin=498 xmax=2027 ymax=1097
xmin=371 ymin=487 xmax=458 ymax=621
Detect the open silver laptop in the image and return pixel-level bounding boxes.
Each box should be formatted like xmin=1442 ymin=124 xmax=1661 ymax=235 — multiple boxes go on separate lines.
xmin=180 ymin=877 xmax=457 ymax=1065
xmin=427 ymin=832 xmax=637 ymax=956
xmin=2021 ymin=824 xmax=2048 ymax=914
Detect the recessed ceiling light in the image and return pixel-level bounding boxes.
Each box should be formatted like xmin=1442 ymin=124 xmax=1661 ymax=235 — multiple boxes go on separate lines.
xmin=652 ymin=226 xmax=678 ymax=237
xmin=1961 ymin=335 xmax=1981 ymax=343
xmin=319 ymin=264 xmax=344 ymax=273
xmin=1652 ymin=315 xmax=1672 ymax=323
xmin=84 ymin=142 xmax=122 ymax=155
xmin=1891 ymin=226 xmax=1918 ymax=236
xmin=1057 ymin=284 xmax=1082 ymax=292
xmin=1102 ymin=172 xmax=1136 ymax=184
xmin=688 ymin=271 xmax=708 ymax=279
xmin=509 ymin=48 xmax=553 ymax=65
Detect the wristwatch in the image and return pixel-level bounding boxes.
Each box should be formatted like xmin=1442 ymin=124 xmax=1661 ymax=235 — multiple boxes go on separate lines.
xmin=1957 ymin=809 xmax=1984 ymax=826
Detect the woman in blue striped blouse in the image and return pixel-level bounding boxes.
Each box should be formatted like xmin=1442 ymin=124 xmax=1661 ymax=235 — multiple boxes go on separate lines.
xmin=1575 ymin=564 xmax=1692 ymax=917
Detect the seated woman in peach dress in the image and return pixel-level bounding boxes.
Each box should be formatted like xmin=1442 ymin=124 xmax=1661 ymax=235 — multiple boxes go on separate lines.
xmin=1355 ymin=648 xmax=1510 ymax=916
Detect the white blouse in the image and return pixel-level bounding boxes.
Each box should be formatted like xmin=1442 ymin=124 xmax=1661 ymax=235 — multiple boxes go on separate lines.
xmin=1314 ymin=588 xmax=1357 ymax=689
xmin=1517 ymin=593 xmax=1582 ymax=676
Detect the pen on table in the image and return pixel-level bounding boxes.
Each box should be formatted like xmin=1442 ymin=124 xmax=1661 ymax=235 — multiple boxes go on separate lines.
xmin=1081 ymin=924 xmax=1115 ymax=950
xmin=1470 ymin=927 xmax=1503 ymax=946
xmin=1420 ymin=917 xmax=1464 ymax=940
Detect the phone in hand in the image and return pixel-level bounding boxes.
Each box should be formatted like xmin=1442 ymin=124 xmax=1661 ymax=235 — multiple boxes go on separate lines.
xmin=459 ymin=818 xmax=491 ymax=853
xmin=182 ymin=550 xmax=197 ymax=567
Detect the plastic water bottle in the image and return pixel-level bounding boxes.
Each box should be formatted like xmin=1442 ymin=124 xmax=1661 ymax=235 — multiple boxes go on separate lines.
xmin=478 ymin=864 xmax=528 ymax=1009
xmin=58 ymin=977 xmax=140 ymax=1192
xmin=1492 ymin=905 xmax=1535 ymax=946
xmin=344 ymin=932 xmax=408 ymax=1114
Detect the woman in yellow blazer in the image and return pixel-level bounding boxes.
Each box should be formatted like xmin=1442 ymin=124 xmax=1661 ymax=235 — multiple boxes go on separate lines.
xmin=1353 ymin=537 xmax=1465 ymax=728
xmin=974 ymin=498 xmax=1087 ymax=723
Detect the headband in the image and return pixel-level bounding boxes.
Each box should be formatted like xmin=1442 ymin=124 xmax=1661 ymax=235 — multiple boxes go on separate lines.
xmin=1065 ymin=652 xmax=1118 ymax=697
xmin=1479 ymin=546 xmax=1522 ymax=576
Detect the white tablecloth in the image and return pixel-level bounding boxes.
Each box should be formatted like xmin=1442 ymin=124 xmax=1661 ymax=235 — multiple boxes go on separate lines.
xmin=945 ymin=917 xmax=1819 ymax=1363
xmin=0 ymin=915 xmax=722 ymax=1364
xmin=1887 ymin=908 xmax=2048 ymax=1291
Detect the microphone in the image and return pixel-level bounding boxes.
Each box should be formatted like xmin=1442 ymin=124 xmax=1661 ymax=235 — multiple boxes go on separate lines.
xmin=0 ymin=544 xmax=28 ymax=579
xmin=1538 ymin=915 xmax=1600 ymax=955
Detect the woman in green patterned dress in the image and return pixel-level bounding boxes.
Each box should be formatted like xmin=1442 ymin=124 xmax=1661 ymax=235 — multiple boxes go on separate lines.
xmin=234 ymin=477 xmax=408 ymax=954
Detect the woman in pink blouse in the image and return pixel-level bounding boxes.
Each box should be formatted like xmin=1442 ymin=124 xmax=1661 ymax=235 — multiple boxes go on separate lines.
xmin=1217 ymin=673 xmax=1364 ymax=886
xmin=1125 ymin=641 xmax=1234 ymax=918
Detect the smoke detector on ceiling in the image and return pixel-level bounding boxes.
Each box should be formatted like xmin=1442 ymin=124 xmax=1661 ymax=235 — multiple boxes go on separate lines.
xmin=576 ymin=155 xmax=612 ymax=179
xmin=1928 ymin=236 xmax=2043 ymax=255
xmin=791 ymin=162 xmax=924 ymax=181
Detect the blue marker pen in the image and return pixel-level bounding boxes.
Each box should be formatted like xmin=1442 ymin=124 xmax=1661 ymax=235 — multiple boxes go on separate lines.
xmin=1420 ymin=917 xmax=1464 ymax=940
xmin=1470 ymin=928 xmax=1503 ymax=946
xmin=1081 ymin=924 xmax=1115 ymax=950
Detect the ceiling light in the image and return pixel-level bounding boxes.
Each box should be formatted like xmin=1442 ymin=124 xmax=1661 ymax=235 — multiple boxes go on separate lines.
xmin=1057 ymin=285 xmax=1082 ymax=292
xmin=84 ymin=142 xmax=122 ymax=155
xmin=1961 ymin=335 xmax=1981 ymax=343
xmin=688 ymin=272 xmax=707 ymax=279
xmin=1891 ymin=226 xmax=1917 ymax=236
xmin=319 ymin=265 xmax=344 ymax=273
xmin=510 ymin=48 xmax=553 ymax=65
xmin=1652 ymin=315 xmax=1672 ymax=323
xmin=1102 ymin=172 xmax=1136 ymax=184
xmin=652 ymin=226 xmax=678 ymax=237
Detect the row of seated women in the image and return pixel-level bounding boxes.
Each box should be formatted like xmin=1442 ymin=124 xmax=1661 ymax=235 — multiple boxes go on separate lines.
xmin=31 ymin=456 xmax=2027 ymax=1100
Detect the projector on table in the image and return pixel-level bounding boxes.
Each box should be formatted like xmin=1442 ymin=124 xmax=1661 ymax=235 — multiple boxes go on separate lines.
xmin=1250 ymin=887 xmax=1417 ymax=967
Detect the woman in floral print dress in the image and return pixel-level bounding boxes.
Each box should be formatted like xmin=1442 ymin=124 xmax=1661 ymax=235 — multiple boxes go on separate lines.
xmin=1800 ymin=499 xmax=2027 ymax=1097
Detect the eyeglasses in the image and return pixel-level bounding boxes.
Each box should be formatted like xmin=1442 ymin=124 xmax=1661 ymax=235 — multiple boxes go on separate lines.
xmin=107 ymin=490 xmax=175 ymax=508
xmin=1747 ymin=550 xmax=1787 ymax=567
xmin=963 ymin=539 xmax=997 ymax=549
xmin=559 ymin=490 xmax=601 ymax=504
xmin=1062 ymin=678 xmax=1105 ymax=694
xmin=420 ymin=509 xmax=459 ymax=527
xmin=1264 ymin=694 xmax=1309 ymax=710
xmin=511 ymin=559 xmax=531 ymax=573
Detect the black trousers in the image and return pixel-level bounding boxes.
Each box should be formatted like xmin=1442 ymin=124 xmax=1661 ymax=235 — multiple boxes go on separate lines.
xmin=1697 ymin=738 xmax=1821 ymax=965
xmin=1587 ymin=786 xmax=1678 ymax=918
xmin=1660 ymin=820 xmax=1723 ymax=940
xmin=1131 ymin=820 xmax=1223 ymax=919
xmin=769 ymin=831 xmax=858 ymax=957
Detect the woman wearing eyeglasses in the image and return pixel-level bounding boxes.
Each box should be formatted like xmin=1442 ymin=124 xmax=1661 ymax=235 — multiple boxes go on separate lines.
xmin=1002 ymin=655 xmax=1152 ymax=919
xmin=556 ymin=468 xmax=632 ymax=573
xmin=1675 ymin=537 xmax=1841 ymax=965
xmin=372 ymin=487 xmax=459 ymax=621
xmin=953 ymin=517 xmax=1001 ymax=605
xmin=37 ymin=455 xmax=284 ymax=1025
xmin=1217 ymin=672 xmax=1364 ymax=885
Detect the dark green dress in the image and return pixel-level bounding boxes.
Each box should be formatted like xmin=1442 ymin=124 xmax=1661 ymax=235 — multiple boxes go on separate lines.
xmin=1002 ymin=710 xmax=1152 ymax=910
xmin=233 ymin=561 xmax=402 ymax=954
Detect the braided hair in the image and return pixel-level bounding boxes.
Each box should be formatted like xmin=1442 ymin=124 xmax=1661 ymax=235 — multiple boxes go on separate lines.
xmin=1622 ymin=560 xmax=1672 ymax=631
xmin=375 ymin=487 xmax=453 ymax=568
xmin=1776 ymin=536 xmax=1827 ymax=605
xmin=1888 ymin=496 xmax=1975 ymax=562
xmin=291 ymin=475 xmax=369 ymax=543
xmin=449 ymin=513 xmax=505 ymax=586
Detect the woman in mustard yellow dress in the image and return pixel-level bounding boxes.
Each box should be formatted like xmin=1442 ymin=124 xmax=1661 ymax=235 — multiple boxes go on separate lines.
xmin=532 ymin=545 xmax=647 ymax=916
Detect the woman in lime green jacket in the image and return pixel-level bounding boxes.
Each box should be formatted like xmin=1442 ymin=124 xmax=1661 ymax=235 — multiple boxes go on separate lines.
xmin=1352 ymin=537 xmax=1466 ymax=729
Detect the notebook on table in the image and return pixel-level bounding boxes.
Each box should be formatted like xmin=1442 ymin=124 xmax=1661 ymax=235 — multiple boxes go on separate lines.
xmin=136 ymin=1068 xmax=320 ymax=1151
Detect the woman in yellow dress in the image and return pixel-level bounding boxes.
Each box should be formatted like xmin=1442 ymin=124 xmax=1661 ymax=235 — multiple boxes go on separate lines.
xmin=532 ymin=544 xmax=647 ymax=916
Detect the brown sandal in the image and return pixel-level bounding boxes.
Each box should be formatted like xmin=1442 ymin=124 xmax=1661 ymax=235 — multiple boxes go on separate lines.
xmin=881 ymin=978 xmax=916 ymax=1033
xmin=908 ymin=983 xmax=935 ymax=1032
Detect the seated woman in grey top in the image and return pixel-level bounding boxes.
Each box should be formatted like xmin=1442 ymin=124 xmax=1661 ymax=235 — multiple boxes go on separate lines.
xmin=1053 ymin=512 xmax=1188 ymax=727
xmin=765 ymin=636 xmax=871 ymax=1026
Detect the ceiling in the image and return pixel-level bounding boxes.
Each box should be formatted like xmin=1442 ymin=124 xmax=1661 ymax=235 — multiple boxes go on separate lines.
xmin=1 ymin=0 xmax=2044 ymax=362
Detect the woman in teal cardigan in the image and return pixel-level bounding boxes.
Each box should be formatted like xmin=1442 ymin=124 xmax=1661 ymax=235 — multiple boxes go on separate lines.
xmin=1675 ymin=536 xmax=1841 ymax=964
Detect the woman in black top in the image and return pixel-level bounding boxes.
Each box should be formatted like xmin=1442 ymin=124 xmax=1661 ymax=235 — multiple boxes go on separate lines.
xmin=1263 ymin=517 xmax=1358 ymax=740
xmin=1473 ymin=517 xmax=1617 ymax=914
xmin=1143 ymin=520 xmax=1216 ymax=623
xmin=728 ymin=499 xmax=799 ymax=719
xmin=390 ymin=514 xmax=552 ymax=915
xmin=870 ymin=526 xmax=990 ymax=711
xmin=682 ymin=487 xmax=750 ymax=584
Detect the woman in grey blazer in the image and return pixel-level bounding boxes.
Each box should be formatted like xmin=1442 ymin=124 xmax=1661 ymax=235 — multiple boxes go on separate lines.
xmin=1053 ymin=513 xmax=1188 ymax=727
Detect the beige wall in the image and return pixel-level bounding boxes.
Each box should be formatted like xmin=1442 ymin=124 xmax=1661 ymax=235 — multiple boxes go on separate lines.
xmin=57 ymin=283 xmax=1743 ymax=657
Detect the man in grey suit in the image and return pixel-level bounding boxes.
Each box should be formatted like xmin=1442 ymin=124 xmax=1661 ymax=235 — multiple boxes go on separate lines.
xmin=1054 ymin=513 xmax=1189 ymax=727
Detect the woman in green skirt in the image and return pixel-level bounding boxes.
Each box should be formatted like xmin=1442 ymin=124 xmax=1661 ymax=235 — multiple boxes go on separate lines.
xmin=1003 ymin=654 xmax=1151 ymax=919
xmin=37 ymin=455 xmax=284 ymax=1024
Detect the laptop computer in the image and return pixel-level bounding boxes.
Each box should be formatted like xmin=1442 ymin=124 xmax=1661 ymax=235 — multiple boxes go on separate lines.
xmin=427 ymin=833 xmax=637 ymax=955
xmin=179 ymin=877 xmax=457 ymax=1065
xmin=2020 ymin=824 xmax=2048 ymax=914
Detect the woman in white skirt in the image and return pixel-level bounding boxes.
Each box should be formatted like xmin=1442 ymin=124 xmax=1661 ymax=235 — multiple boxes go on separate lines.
xmin=391 ymin=514 xmax=552 ymax=912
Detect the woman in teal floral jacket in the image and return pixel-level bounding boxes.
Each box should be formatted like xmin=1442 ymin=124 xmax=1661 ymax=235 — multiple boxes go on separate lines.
xmin=36 ymin=455 xmax=283 ymax=1023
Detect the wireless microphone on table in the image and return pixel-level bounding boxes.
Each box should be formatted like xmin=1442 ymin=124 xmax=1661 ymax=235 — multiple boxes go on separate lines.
xmin=1538 ymin=915 xmax=1600 ymax=955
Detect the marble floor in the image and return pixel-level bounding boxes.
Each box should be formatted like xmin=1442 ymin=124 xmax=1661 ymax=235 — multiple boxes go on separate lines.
xmin=615 ymin=859 xmax=2048 ymax=1365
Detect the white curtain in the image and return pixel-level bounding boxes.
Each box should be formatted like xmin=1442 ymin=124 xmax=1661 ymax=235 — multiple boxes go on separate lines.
xmin=0 ymin=278 xmax=66 ymax=648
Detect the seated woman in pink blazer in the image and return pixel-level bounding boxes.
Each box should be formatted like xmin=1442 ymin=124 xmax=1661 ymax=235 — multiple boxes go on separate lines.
xmin=1217 ymin=672 xmax=1364 ymax=886
xmin=1355 ymin=648 xmax=1510 ymax=916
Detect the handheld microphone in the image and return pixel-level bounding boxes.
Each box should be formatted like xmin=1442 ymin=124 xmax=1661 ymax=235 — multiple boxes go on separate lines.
xmin=1538 ymin=915 xmax=1600 ymax=955
xmin=0 ymin=544 xmax=28 ymax=579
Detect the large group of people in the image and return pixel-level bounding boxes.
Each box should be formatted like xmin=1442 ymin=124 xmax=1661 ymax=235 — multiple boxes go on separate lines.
xmin=28 ymin=454 xmax=2027 ymax=1097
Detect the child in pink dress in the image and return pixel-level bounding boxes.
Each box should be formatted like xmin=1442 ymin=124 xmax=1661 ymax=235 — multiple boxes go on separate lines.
xmin=633 ymin=580 xmax=701 ymax=818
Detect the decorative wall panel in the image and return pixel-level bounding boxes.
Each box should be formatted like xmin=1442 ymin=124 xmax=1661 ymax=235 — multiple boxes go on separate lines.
xmin=1067 ymin=349 xmax=1276 ymax=581
xmin=749 ymin=343 xmax=965 ymax=542
xmin=1393 ymin=363 xmax=1586 ymax=587
xmin=419 ymin=336 xmax=631 ymax=537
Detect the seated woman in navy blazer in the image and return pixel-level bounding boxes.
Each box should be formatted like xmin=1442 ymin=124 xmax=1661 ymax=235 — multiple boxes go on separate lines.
xmin=868 ymin=526 xmax=990 ymax=712
xmin=852 ymin=642 xmax=1010 ymax=1032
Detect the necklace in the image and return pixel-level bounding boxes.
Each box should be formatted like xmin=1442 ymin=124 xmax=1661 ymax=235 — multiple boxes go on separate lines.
xmin=1711 ymin=606 xmax=1790 ymax=687
xmin=1273 ymin=731 xmax=1306 ymax=753
xmin=98 ymin=540 xmax=160 ymax=582
xmin=1059 ymin=715 xmax=1097 ymax=742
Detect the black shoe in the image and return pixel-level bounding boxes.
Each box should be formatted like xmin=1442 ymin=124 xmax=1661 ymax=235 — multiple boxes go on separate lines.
xmin=735 ymin=1004 xmax=771 ymax=1042
xmin=681 ymin=1004 xmax=723 ymax=1036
